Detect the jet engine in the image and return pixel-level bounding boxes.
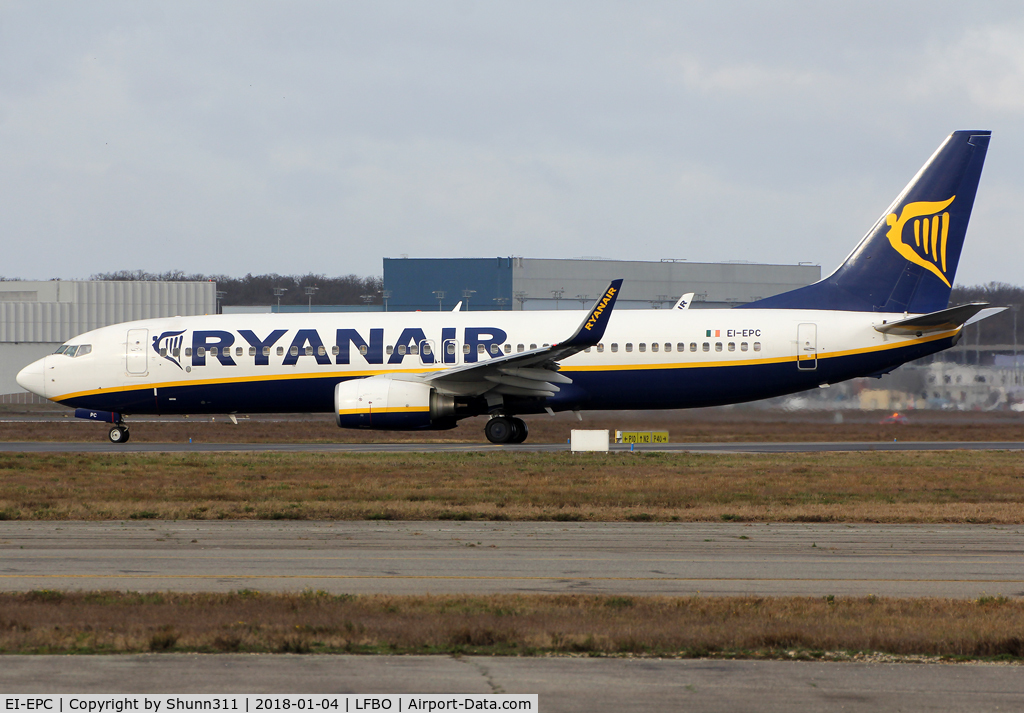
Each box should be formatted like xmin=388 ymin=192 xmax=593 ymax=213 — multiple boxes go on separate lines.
xmin=335 ymin=377 xmax=456 ymax=430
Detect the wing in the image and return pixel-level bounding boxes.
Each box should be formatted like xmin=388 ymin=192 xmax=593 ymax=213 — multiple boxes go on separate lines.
xmin=420 ymin=279 xmax=622 ymax=398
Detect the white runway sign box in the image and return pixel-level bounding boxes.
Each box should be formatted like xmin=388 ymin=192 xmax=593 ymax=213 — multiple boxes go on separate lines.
xmin=570 ymin=429 xmax=609 ymax=452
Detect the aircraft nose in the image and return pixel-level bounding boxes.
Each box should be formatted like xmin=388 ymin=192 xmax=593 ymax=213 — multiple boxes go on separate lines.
xmin=16 ymin=357 xmax=47 ymax=398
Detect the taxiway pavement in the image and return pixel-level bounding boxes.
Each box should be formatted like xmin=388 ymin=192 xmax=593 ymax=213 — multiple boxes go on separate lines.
xmin=2 ymin=440 xmax=1023 ymax=453
xmin=2 ymin=521 xmax=1022 ymax=598
xmin=3 ymin=655 xmax=1023 ymax=711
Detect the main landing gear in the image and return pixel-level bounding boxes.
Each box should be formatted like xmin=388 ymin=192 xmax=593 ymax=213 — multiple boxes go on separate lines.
xmin=484 ymin=416 xmax=529 ymax=444
xmin=108 ymin=424 xmax=130 ymax=444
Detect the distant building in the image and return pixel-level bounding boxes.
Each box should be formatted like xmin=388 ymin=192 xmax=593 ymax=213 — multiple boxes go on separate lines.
xmin=383 ymin=257 xmax=822 ymax=311
xmin=0 ymin=280 xmax=215 ymax=400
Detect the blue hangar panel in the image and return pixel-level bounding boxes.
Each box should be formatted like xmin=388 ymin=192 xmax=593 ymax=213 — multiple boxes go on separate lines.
xmin=383 ymin=258 xmax=514 ymax=312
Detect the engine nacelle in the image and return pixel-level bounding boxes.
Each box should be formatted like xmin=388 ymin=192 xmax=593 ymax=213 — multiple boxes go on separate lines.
xmin=335 ymin=377 xmax=456 ymax=430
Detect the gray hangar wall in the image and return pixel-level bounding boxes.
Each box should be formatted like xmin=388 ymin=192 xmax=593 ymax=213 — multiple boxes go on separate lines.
xmin=383 ymin=257 xmax=821 ymax=312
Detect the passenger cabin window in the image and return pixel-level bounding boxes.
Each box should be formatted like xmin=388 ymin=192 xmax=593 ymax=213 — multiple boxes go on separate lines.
xmin=210 ymin=347 xmax=218 ymax=357
xmin=490 ymin=344 xmax=500 ymax=355
xmin=185 ymin=347 xmax=193 ymax=357
xmin=159 ymin=347 xmax=167 ymax=357
xmin=236 ymin=347 xmax=243 ymax=357
xmin=517 ymin=344 xmax=524 ymax=352
xmin=715 ymin=343 xmax=723 ymax=352
xmin=585 ymin=347 xmax=592 ymax=353
xmin=728 ymin=342 xmax=735 ymax=352
xmin=463 ymin=344 xmax=470 ymax=354
xmin=650 ymin=343 xmax=658 ymax=352
xmin=386 ymin=346 xmax=394 ymax=355
xmin=611 ymin=343 xmax=618 ymax=352
xmin=422 ymin=344 xmax=431 ymax=356
xmin=359 ymin=345 xmax=368 ymax=356
xmin=331 ymin=345 xmax=339 ymax=356
xmin=689 ymin=343 xmax=697 ymax=352
xmin=664 ymin=343 xmax=672 ymax=352
xmin=290 ymin=346 xmax=299 ymax=356
xmin=277 ymin=346 xmax=284 ymax=356
xmin=625 ymin=343 xmax=633 ymax=353
xmin=702 ymin=342 xmax=709 ymax=352
xmin=753 ymin=342 xmax=761 ymax=352
xmin=305 ymin=346 xmax=313 ymax=356
xmin=597 ymin=343 xmax=604 ymax=353
xmin=639 ymin=343 xmax=646 ymax=352
xmin=505 ymin=344 xmax=511 ymax=354
xmin=477 ymin=344 xmax=485 ymax=355
xmin=249 ymin=347 xmax=256 ymax=356
xmin=172 ymin=347 xmax=180 ymax=357
xmin=530 ymin=343 xmax=537 ymax=350
xmin=410 ymin=344 xmax=418 ymax=355
xmin=397 ymin=344 xmax=407 ymax=355
xmin=446 ymin=343 xmax=456 ymax=355
xmin=740 ymin=342 xmax=748 ymax=351
xmin=198 ymin=347 xmax=206 ymax=357
xmin=263 ymin=346 xmax=271 ymax=356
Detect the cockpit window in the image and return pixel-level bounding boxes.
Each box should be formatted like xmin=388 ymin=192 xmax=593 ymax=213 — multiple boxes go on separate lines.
xmin=57 ymin=344 xmax=91 ymax=357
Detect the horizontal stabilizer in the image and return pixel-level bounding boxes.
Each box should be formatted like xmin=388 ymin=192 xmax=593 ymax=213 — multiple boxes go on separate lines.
xmin=873 ymin=303 xmax=1004 ymax=336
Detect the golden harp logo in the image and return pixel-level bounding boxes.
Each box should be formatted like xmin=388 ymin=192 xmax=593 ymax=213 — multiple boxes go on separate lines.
xmin=884 ymin=196 xmax=955 ymax=287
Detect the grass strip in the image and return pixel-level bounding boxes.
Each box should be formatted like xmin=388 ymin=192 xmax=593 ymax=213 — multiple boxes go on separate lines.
xmin=1 ymin=451 xmax=1023 ymax=523
xmin=0 ymin=590 xmax=1022 ymax=661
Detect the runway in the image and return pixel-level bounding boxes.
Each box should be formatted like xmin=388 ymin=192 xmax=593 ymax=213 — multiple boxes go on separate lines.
xmin=2 ymin=521 xmax=1022 ymax=598
xmin=4 ymin=655 xmax=1023 ymax=711
xmin=2 ymin=439 xmax=1023 ymax=453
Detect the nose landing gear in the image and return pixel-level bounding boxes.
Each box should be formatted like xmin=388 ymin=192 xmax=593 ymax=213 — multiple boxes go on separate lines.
xmin=108 ymin=424 xmax=130 ymax=444
xmin=484 ymin=416 xmax=529 ymax=444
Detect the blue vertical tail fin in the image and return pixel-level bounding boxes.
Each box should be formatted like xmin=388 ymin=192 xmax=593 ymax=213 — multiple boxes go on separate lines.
xmin=741 ymin=130 xmax=990 ymax=313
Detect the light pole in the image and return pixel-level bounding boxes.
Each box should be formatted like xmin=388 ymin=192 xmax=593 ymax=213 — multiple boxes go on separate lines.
xmin=462 ymin=289 xmax=476 ymax=311
xmin=551 ymin=289 xmax=564 ymax=310
xmin=382 ymin=289 xmax=392 ymax=312
xmin=273 ymin=287 xmax=287 ymax=312
xmin=514 ymin=291 xmax=528 ymax=310
xmin=493 ymin=296 xmax=509 ymax=310
xmin=432 ymin=290 xmax=445 ymax=311
xmin=215 ymin=290 xmax=227 ymax=314
xmin=304 ymin=285 xmax=318 ymax=312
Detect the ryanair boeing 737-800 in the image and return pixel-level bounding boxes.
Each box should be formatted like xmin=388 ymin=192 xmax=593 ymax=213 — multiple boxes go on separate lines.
xmin=16 ymin=131 xmax=1004 ymax=444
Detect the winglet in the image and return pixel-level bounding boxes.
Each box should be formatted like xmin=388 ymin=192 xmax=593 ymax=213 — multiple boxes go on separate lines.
xmin=557 ymin=279 xmax=623 ymax=348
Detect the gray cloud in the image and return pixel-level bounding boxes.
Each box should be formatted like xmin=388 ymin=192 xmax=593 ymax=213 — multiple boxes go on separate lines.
xmin=2 ymin=1 xmax=1022 ymax=286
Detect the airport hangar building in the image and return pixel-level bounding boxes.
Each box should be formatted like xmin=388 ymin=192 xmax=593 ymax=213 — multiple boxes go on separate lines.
xmin=0 ymin=258 xmax=820 ymax=398
xmin=382 ymin=257 xmax=821 ymax=312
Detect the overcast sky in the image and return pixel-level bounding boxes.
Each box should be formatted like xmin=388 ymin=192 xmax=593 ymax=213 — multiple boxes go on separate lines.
xmin=2 ymin=1 xmax=1023 ymax=286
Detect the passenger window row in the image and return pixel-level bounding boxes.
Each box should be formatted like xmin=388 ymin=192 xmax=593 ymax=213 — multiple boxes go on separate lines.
xmin=175 ymin=339 xmax=764 ymax=363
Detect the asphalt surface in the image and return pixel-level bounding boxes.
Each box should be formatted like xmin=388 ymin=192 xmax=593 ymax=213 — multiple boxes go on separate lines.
xmin=2 ymin=655 xmax=1022 ymax=711
xmin=2 ymin=521 xmax=1022 ymax=598
xmin=2 ymin=439 xmax=1023 ymax=453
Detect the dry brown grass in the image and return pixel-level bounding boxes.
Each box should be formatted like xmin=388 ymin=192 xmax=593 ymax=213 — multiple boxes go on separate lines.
xmin=0 ymin=450 xmax=1022 ymax=523
xmin=1 ymin=591 xmax=1022 ymax=660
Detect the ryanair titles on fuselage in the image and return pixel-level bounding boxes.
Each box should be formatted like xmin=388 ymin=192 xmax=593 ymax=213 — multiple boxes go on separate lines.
xmin=154 ymin=326 xmax=510 ymax=371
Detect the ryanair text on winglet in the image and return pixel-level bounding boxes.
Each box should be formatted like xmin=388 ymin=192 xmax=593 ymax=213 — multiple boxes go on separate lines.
xmin=583 ymin=286 xmax=617 ymax=332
